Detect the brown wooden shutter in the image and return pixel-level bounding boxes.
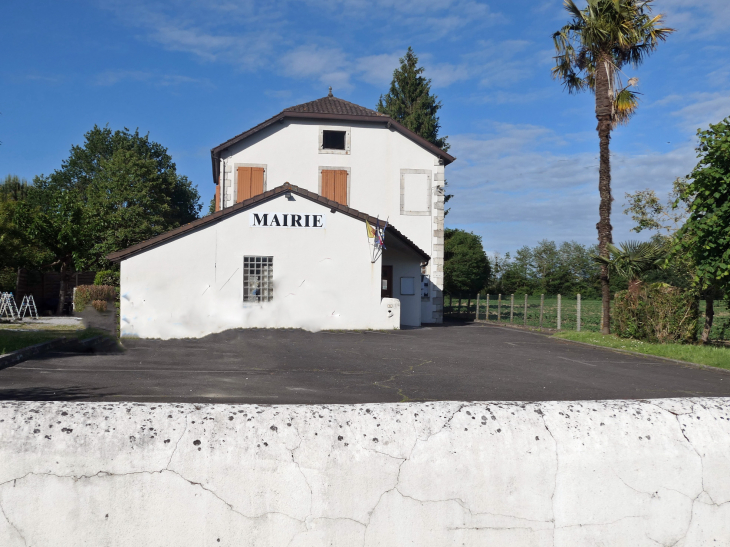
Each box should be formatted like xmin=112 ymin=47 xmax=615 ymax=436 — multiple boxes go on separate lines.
xmin=237 ymin=167 xmax=265 ymax=202
xmin=251 ymin=167 xmax=264 ymax=197
xmin=321 ymin=169 xmax=348 ymax=206
xmin=215 ymin=184 xmax=221 ymax=212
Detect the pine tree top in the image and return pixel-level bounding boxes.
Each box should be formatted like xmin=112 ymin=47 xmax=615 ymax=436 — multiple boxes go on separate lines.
xmin=377 ymin=47 xmax=449 ymax=152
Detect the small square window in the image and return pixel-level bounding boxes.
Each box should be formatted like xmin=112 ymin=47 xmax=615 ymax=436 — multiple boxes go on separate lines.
xmin=322 ymin=130 xmax=346 ymax=150
xmin=243 ymin=256 xmax=274 ymax=302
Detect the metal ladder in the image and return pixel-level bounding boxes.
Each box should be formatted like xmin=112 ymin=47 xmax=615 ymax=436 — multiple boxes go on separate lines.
xmin=0 ymin=293 xmax=20 ymax=320
xmin=18 ymin=295 xmax=39 ymax=319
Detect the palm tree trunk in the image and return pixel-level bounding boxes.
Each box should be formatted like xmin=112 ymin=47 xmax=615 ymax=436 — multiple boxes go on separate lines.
xmin=595 ymin=56 xmax=614 ymax=335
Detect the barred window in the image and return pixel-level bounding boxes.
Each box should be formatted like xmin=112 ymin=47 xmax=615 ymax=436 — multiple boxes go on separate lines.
xmin=243 ymin=256 xmax=273 ymax=302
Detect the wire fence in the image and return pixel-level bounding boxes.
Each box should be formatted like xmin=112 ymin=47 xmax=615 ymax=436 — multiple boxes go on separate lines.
xmin=444 ymin=294 xmax=603 ymax=332
xmin=444 ymin=294 xmax=730 ymax=340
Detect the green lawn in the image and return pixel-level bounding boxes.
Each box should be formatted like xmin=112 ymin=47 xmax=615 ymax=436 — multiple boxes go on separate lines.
xmin=0 ymin=329 xmax=101 ymax=355
xmin=554 ymin=331 xmax=730 ymax=370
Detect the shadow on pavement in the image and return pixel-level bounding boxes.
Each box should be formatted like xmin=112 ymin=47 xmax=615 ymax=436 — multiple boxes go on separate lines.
xmin=0 ymin=386 xmax=112 ymax=401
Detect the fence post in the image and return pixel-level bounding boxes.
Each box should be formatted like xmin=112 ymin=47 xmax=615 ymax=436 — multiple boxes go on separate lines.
xmin=539 ymin=294 xmax=544 ymax=331
xmin=510 ymin=294 xmax=514 ymax=323
xmin=523 ymin=294 xmax=528 ymax=326
xmin=557 ymin=294 xmax=562 ymax=331
xmin=467 ymin=297 xmax=471 ymax=319
xmin=476 ymin=293 xmax=480 ymax=320
xmin=486 ymin=294 xmax=490 ymax=321
xmin=458 ymin=296 xmax=462 ymax=316
xmin=498 ymin=294 xmax=502 ymax=323
xmin=577 ymin=294 xmax=581 ymax=332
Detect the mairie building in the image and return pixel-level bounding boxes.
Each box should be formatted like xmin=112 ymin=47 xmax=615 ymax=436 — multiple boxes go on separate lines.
xmin=108 ymin=91 xmax=455 ymax=339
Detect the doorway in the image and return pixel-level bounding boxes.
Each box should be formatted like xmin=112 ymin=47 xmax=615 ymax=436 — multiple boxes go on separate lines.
xmin=381 ymin=265 xmax=393 ymax=298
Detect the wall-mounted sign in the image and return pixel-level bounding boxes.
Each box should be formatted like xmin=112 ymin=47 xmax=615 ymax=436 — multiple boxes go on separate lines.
xmin=250 ymin=213 xmax=326 ymax=228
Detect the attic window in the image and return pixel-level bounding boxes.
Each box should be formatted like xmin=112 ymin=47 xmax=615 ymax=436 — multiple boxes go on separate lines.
xmin=322 ymin=130 xmax=346 ymax=150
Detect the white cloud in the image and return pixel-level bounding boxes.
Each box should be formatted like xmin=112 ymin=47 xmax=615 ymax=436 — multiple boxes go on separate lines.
xmin=445 ymin=123 xmax=697 ymax=253
xmin=671 ymin=92 xmax=730 ymax=133
xmin=661 ymin=0 xmax=730 ymax=36
xmin=94 ymin=70 xmax=210 ymax=87
xmin=279 ymin=46 xmax=352 ymax=89
xmin=356 ymin=54 xmax=401 ymax=86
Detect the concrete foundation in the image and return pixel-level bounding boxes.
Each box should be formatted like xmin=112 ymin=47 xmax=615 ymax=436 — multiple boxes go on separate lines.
xmin=1 ymin=398 xmax=729 ymax=546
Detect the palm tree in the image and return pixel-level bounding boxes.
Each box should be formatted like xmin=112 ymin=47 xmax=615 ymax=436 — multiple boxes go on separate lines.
xmin=593 ymin=240 xmax=666 ymax=291
xmin=552 ymin=0 xmax=674 ymax=334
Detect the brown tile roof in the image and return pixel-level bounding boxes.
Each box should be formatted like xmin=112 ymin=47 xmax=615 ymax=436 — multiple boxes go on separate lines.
xmin=210 ymin=94 xmax=455 ymax=184
xmin=283 ymin=95 xmax=385 ymax=117
xmin=106 ymin=183 xmax=430 ymax=263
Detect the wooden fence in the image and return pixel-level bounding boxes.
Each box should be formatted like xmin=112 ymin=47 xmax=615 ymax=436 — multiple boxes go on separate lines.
xmin=444 ymin=293 xmax=730 ymax=339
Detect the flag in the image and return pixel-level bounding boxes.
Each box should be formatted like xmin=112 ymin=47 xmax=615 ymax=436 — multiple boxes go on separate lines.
xmin=375 ymin=218 xmax=386 ymax=250
xmin=366 ymin=220 xmax=375 ymax=239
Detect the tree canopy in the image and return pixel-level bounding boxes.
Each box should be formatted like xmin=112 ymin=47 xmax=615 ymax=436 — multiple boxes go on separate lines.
xmin=15 ymin=125 xmax=202 ymax=273
xmin=674 ymin=117 xmax=730 ymax=291
xmin=377 ymin=47 xmax=449 ymax=152
xmin=444 ymin=229 xmax=491 ymax=295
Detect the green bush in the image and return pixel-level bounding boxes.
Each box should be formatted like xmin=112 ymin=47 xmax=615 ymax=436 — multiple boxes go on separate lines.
xmin=91 ymin=300 xmax=108 ymax=312
xmin=612 ymin=284 xmax=699 ymax=343
xmin=74 ymin=285 xmax=117 ymax=312
xmin=94 ymin=270 xmax=120 ymax=287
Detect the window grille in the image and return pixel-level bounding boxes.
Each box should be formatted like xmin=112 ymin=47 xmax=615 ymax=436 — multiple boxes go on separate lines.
xmin=243 ymin=256 xmax=273 ymax=302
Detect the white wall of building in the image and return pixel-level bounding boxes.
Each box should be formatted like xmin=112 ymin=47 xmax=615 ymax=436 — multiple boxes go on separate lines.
xmin=383 ymin=242 xmax=422 ymax=328
xmin=119 ymin=193 xmax=423 ymax=339
xmin=219 ymin=119 xmax=445 ymax=322
xmin=2 ymin=398 xmax=728 ymax=546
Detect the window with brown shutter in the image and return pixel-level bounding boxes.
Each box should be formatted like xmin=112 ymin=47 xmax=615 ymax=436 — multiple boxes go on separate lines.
xmin=236 ymin=166 xmax=265 ymax=203
xmin=215 ymin=183 xmax=221 ymax=212
xmin=321 ymin=169 xmax=348 ymax=206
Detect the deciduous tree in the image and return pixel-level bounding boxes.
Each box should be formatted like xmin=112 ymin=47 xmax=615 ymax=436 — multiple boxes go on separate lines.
xmin=674 ymin=117 xmax=730 ymax=342
xmin=444 ymin=229 xmax=491 ymax=295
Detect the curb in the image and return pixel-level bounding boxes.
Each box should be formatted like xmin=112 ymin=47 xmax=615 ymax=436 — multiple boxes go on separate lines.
xmin=0 ymin=337 xmax=68 ymax=370
xmin=475 ymin=320 xmax=730 ymax=376
xmin=0 ymin=334 xmax=114 ymax=371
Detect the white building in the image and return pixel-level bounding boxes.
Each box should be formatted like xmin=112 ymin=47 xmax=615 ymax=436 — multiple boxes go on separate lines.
xmin=108 ymin=92 xmax=455 ymax=338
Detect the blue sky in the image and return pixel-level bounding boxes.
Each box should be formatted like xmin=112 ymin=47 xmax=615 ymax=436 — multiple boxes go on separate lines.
xmin=2 ymin=0 xmax=729 ymax=255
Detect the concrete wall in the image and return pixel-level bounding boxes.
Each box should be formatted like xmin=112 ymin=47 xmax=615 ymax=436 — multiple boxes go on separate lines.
xmin=1 ymin=398 xmax=728 ymax=546
xmin=120 ymin=192 xmax=420 ymax=338
xmin=218 ymin=119 xmax=445 ymax=322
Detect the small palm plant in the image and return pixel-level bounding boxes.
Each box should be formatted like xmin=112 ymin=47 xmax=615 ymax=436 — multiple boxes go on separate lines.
xmin=593 ymin=240 xmax=666 ymax=290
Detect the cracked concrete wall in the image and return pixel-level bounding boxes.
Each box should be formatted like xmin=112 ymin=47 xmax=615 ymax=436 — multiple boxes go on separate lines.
xmin=1 ymin=398 xmax=729 ymax=546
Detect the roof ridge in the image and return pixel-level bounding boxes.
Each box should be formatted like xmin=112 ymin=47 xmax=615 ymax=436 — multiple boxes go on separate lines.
xmin=283 ymin=95 xmax=384 ymax=117
xmin=106 ymin=183 xmax=430 ymax=263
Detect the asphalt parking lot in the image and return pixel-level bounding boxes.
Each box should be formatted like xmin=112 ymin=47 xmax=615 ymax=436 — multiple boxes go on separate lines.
xmin=1 ymin=323 xmax=728 ymax=403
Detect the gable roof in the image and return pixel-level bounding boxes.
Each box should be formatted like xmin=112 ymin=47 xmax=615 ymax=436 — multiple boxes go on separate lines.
xmin=283 ymin=95 xmax=384 ymax=117
xmin=106 ymin=183 xmax=430 ymax=263
xmin=210 ymin=94 xmax=455 ymax=185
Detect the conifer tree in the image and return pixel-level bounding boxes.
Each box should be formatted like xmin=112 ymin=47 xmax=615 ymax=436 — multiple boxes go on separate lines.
xmin=378 ymin=47 xmax=452 ymax=211
xmin=377 ymin=47 xmax=449 ymax=152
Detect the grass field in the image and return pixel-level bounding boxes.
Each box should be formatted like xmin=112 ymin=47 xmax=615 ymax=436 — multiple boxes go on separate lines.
xmin=445 ymin=294 xmax=730 ymax=340
xmin=554 ymin=331 xmax=730 ymax=370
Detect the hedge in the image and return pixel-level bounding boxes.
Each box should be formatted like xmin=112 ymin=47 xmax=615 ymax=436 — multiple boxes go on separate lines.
xmin=612 ymin=284 xmax=698 ymax=343
xmin=74 ymin=285 xmax=117 ymax=312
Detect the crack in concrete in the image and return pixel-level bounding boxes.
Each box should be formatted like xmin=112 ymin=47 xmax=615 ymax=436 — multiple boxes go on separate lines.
xmin=372 ymin=359 xmax=433 ymax=402
xmin=538 ymin=412 xmax=559 ymax=544
xmin=0 ymin=498 xmax=27 ymax=546
xmin=165 ymin=412 xmax=190 ymax=470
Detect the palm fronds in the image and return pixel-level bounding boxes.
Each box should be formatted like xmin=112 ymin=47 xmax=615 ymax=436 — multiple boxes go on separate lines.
xmin=552 ymin=0 xmax=675 ymax=124
xmin=593 ymin=240 xmax=666 ymax=281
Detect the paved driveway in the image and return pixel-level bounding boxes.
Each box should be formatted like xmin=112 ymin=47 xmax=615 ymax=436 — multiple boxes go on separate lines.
xmin=1 ymin=323 xmax=728 ymax=403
